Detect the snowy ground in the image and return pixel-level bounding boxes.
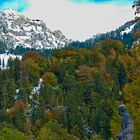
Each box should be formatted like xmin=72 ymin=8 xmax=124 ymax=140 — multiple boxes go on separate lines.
xmin=31 ymin=78 xmax=43 ymax=95
xmin=0 ymin=53 xmax=22 ymax=69
xmin=121 ymin=23 xmax=136 ymax=36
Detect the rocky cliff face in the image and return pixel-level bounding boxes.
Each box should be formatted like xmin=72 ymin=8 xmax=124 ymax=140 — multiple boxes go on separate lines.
xmin=0 ymin=10 xmax=70 ymax=50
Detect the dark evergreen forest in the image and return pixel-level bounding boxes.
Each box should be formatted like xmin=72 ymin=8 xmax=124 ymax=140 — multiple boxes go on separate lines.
xmin=0 ymin=38 xmax=139 ymax=140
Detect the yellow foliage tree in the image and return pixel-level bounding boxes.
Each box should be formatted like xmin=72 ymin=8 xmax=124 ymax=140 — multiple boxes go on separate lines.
xmin=43 ymin=72 xmax=58 ymax=86
xmin=36 ymin=120 xmax=79 ymax=140
xmin=123 ymin=77 xmax=140 ymax=140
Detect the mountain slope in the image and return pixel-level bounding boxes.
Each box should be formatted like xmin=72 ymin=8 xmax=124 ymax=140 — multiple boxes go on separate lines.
xmin=0 ymin=10 xmax=70 ymax=50
xmin=68 ymin=18 xmax=140 ymax=49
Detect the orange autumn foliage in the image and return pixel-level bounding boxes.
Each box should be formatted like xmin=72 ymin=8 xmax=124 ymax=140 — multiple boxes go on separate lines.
xmin=6 ymin=100 xmax=29 ymax=118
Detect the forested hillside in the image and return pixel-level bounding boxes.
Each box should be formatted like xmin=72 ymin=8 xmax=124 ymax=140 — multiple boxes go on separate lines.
xmin=67 ymin=18 xmax=140 ymax=50
xmin=0 ymin=39 xmax=139 ymax=139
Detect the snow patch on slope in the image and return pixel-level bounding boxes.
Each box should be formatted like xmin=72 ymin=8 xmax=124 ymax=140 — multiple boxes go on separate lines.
xmin=0 ymin=53 xmax=22 ymax=69
xmin=31 ymin=78 xmax=43 ymax=95
xmin=121 ymin=24 xmax=136 ymax=36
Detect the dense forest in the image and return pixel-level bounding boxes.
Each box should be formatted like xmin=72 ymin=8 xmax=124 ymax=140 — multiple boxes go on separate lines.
xmin=0 ymin=38 xmax=139 ymax=140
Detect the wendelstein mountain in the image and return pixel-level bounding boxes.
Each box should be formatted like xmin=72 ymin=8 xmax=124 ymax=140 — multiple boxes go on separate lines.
xmin=0 ymin=9 xmax=140 ymax=140
xmin=0 ymin=10 xmax=70 ymax=50
xmin=0 ymin=10 xmax=70 ymax=67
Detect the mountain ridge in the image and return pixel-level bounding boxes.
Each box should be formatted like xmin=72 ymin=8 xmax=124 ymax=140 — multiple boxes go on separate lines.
xmin=0 ymin=10 xmax=70 ymax=50
xmin=0 ymin=10 xmax=140 ymax=53
xmin=68 ymin=18 xmax=140 ymax=49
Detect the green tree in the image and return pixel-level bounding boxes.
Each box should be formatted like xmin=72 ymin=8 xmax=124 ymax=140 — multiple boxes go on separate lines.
xmin=118 ymin=63 xmax=127 ymax=90
xmin=22 ymin=58 xmax=40 ymax=85
xmin=0 ymin=80 xmax=8 ymax=110
xmin=7 ymin=79 xmax=16 ymax=107
xmin=43 ymin=72 xmax=58 ymax=87
xmin=36 ymin=120 xmax=79 ymax=140
xmin=0 ymin=126 xmax=29 ymax=140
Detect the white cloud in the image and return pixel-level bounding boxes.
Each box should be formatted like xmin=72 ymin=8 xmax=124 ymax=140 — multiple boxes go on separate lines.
xmin=23 ymin=0 xmax=134 ymax=41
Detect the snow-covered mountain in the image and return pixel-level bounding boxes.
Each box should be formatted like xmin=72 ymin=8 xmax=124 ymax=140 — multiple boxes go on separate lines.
xmin=0 ymin=10 xmax=70 ymax=50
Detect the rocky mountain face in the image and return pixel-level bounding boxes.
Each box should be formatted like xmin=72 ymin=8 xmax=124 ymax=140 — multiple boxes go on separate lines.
xmin=69 ymin=18 xmax=140 ymax=49
xmin=0 ymin=10 xmax=70 ymax=50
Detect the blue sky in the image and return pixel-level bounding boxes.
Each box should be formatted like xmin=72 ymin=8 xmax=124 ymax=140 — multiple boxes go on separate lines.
xmin=0 ymin=0 xmax=135 ymax=40
xmin=71 ymin=0 xmax=133 ymax=5
xmin=0 ymin=0 xmax=29 ymax=12
xmin=0 ymin=0 xmax=133 ymax=12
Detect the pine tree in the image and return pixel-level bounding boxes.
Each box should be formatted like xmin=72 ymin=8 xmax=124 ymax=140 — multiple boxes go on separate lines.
xmin=0 ymin=81 xmax=8 ymax=110
xmin=118 ymin=64 xmax=127 ymax=90
xmin=0 ymin=58 xmax=1 ymax=68
xmin=2 ymin=58 xmax=5 ymax=68
xmin=7 ymin=79 xmax=16 ymax=107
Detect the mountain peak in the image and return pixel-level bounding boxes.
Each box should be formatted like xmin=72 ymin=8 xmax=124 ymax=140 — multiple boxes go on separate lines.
xmin=0 ymin=9 xmax=23 ymax=19
xmin=2 ymin=9 xmax=19 ymax=15
xmin=0 ymin=10 xmax=70 ymax=50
